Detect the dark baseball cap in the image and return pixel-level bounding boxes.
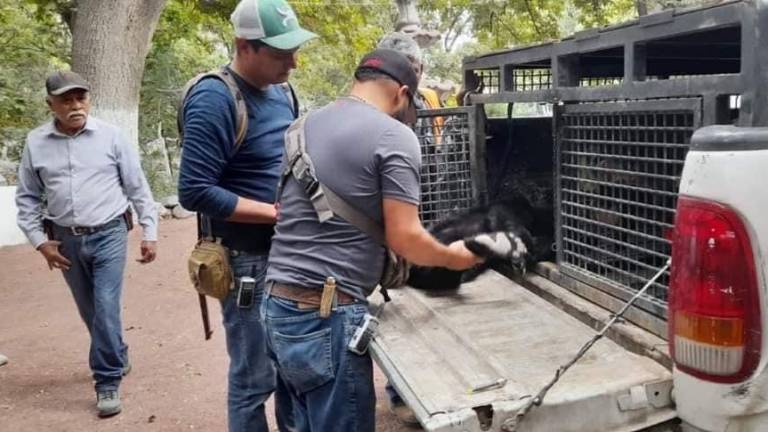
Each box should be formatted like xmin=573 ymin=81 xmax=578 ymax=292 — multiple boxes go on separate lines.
xmin=46 ymin=71 xmax=90 ymax=96
xmin=355 ymin=49 xmax=419 ymax=124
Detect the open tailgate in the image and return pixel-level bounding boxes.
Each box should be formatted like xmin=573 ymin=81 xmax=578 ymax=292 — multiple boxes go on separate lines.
xmin=371 ymin=271 xmax=675 ymax=432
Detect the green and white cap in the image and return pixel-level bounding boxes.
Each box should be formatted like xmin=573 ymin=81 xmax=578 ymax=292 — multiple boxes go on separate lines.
xmin=230 ymin=0 xmax=317 ymax=50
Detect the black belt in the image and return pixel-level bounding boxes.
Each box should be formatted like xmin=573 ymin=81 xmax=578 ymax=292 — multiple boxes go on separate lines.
xmin=54 ymin=218 xmax=123 ymax=236
xmin=211 ymin=222 xmax=274 ymax=254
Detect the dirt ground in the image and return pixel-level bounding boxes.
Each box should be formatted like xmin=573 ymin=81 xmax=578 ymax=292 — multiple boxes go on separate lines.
xmin=0 ymin=218 xmax=418 ymax=432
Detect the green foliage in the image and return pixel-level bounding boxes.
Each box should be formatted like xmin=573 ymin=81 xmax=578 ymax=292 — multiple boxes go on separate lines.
xmin=291 ymin=0 xmax=397 ymax=107
xmin=1 ymin=0 xmax=660 ymax=172
xmin=572 ymin=0 xmax=636 ymax=28
xmin=133 ymin=0 xmax=399 ymax=195
xmin=418 ymin=0 xmax=637 ymax=87
xmin=419 ymin=0 xmax=637 ymax=49
xmin=0 ymin=0 xmax=70 ymax=148
xmin=138 ymin=0 xmax=397 ymax=145
xmin=185 ymin=0 xmax=397 ymax=109
xmin=138 ymin=0 xmax=230 ymax=145
xmin=419 ymin=0 xmax=565 ymax=52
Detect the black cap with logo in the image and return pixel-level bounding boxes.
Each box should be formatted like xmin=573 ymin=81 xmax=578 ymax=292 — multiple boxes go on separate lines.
xmin=355 ymin=49 xmax=419 ymax=124
xmin=46 ymin=71 xmax=90 ymax=96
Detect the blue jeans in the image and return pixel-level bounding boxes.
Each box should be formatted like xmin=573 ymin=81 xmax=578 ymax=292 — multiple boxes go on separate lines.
xmin=223 ymin=252 xmax=295 ymax=432
xmin=56 ymin=219 xmax=129 ymax=392
xmin=263 ymin=294 xmax=376 ymax=432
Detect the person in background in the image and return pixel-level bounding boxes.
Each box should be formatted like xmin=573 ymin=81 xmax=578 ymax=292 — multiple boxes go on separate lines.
xmin=377 ymin=31 xmax=442 ymax=425
xmin=263 ymin=48 xmax=481 ymax=432
xmin=15 ymin=70 xmax=158 ymax=418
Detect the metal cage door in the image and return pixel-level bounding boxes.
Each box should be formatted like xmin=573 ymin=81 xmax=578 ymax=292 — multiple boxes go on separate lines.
xmin=415 ymin=106 xmax=487 ymax=226
xmin=555 ymin=98 xmax=702 ymax=322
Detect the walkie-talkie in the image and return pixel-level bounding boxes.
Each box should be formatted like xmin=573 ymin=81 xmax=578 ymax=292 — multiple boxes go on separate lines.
xmin=347 ymin=303 xmax=385 ymax=355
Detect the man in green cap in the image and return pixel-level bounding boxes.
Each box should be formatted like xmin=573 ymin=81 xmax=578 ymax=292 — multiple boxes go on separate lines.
xmin=177 ymin=1 xmax=316 ymax=431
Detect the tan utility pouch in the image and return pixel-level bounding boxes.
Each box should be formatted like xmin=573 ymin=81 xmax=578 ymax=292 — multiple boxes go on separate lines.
xmin=188 ymin=239 xmax=232 ymax=300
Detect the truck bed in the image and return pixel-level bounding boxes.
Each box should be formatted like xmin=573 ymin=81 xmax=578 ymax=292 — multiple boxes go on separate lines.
xmin=371 ymin=271 xmax=676 ymax=432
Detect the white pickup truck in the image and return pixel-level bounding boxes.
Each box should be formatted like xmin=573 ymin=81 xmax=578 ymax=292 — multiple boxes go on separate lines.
xmin=670 ymin=126 xmax=768 ymax=432
xmin=370 ymin=2 xmax=768 ymax=431
xmin=371 ymin=128 xmax=768 ymax=432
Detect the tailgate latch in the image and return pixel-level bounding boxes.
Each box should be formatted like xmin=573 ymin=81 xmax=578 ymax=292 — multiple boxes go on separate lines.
xmin=617 ymin=380 xmax=673 ymax=411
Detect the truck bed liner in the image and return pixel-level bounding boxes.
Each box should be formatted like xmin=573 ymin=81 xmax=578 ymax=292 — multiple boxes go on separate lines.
xmin=371 ymin=271 xmax=676 ymax=431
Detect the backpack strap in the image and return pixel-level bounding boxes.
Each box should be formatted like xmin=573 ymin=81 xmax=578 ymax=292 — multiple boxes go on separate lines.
xmin=278 ymin=115 xmax=386 ymax=245
xmin=280 ymin=82 xmax=300 ymax=119
xmin=220 ymin=68 xmax=250 ymax=151
xmin=177 ymin=66 xmax=249 ymax=156
xmin=178 ymin=67 xmax=250 ymax=241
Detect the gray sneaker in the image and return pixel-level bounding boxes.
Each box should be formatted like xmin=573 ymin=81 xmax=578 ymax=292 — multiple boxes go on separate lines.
xmin=96 ymin=390 xmax=122 ymax=418
xmin=0 ymin=353 xmax=7 ymax=367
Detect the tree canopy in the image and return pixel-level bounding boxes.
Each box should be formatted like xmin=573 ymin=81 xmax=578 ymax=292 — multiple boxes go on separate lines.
xmin=0 ymin=0 xmax=718 ymax=191
xmin=0 ymin=0 xmax=69 ymax=150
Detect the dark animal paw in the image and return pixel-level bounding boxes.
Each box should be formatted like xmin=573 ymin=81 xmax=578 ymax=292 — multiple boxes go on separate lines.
xmin=465 ymin=231 xmax=529 ymax=265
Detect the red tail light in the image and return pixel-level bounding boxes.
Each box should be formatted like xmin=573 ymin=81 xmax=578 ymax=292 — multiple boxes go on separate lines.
xmin=669 ymin=196 xmax=761 ymax=383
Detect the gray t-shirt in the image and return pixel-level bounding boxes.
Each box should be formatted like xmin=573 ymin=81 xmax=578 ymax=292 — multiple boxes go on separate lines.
xmin=266 ymin=97 xmax=421 ymax=299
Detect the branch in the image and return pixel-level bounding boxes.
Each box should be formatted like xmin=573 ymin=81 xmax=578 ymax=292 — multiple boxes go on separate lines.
xmin=0 ymin=29 xmax=19 ymax=47
xmin=445 ymin=15 xmax=469 ymax=52
xmin=523 ymin=0 xmax=544 ymax=39
xmin=442 ymin=9 xmax=464 ymax=52
xmin=636 ymin=0 xmax=649 ymax=16
xmin=499 ymin=19 xmax=522 ymax=44
xmin=3 ymin=44 xmax=55 ymax=57
xmin=591 ymin=0 xmax=606 ymax=24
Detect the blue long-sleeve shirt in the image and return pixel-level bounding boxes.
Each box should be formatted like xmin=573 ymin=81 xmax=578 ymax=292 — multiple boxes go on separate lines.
xmin=178 ymin=70 xmax=295 ymax=247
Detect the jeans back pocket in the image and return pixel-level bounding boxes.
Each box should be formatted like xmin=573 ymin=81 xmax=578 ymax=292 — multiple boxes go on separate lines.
xmin=272 ymin=327 xmax=334 ymax=394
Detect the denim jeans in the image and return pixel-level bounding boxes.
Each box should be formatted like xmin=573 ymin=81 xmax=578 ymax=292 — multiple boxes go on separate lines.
xmin=263 ymin=294 xmax=376 ymax=432
xmin=223 ymin=251 xmax=295 ymax=432
xmin=56 ymin=219 xmax=129 ymax=392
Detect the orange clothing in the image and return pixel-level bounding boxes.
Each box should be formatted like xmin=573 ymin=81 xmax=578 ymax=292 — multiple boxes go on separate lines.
xmin=418 ymin=88 xmax=444 ymax=145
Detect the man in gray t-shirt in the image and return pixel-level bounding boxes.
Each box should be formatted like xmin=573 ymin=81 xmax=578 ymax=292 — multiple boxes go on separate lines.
xmin=266 ymin=94 xmax=421 ymax=300
xmin=263 ymin=49 xmax=480 ymax=432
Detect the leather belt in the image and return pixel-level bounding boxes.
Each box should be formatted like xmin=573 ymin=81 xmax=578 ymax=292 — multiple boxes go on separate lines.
xmin=55 ymin=218 xmax=123 ymax=236
xmin=270 ymin=282 xmax=356 ymax=308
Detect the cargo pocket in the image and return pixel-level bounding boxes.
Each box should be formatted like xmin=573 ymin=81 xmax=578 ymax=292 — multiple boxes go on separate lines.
xmin=272 ymin=327 xmax=334 ymax=394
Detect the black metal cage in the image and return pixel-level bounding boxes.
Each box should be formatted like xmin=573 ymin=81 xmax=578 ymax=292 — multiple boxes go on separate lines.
xmin=557 ymin=99 xmax=700 ymax=318
xmin=454 ymin=0 xmax=768 ymax=336
xmin=415 ymin=106 xmax=487 ymax=226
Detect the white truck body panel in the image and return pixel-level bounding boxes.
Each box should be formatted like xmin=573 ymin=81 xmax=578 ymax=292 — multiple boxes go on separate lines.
xmin=673 ymin=139 xmax=768 ymax=431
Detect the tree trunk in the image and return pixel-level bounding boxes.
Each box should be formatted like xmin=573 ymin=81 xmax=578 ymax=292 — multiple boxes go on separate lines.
xmin=71 ymin=0 xmax=167 ymax=149
xmin=394 ymin=0 xmax=421 ymax=32
xmin=636 ymin=0 xmax=649 ymax=16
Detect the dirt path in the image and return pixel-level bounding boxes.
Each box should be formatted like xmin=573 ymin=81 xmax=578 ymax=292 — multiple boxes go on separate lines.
xmin=0 ymin=218 xmax=416 ymax=432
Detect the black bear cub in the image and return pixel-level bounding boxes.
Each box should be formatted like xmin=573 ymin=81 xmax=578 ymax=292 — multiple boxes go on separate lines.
xmin=407 ymin=196 xmax=554 ymax=291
